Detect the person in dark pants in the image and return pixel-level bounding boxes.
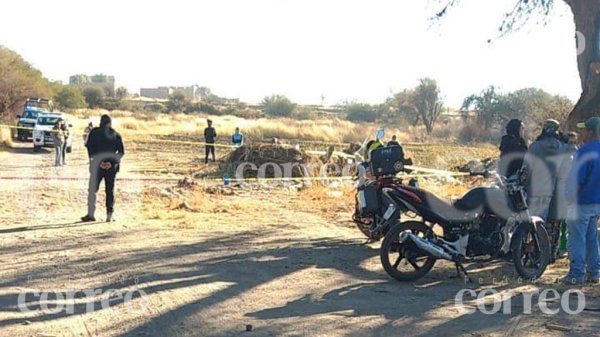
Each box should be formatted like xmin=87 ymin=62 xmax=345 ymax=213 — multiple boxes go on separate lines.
xmin=204 ymin=119 xmax=217 ymax=164
xmin=61 ymin=120 xmax=70 ymax=165
xmin=81 ymin=115 xmax=125 ymax=223
xmin=499 ymin=119 xmax=528 ymax=178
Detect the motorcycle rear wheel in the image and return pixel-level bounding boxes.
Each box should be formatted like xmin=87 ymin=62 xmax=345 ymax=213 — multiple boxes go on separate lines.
xmin=380 ymin=221 xmax=437 ymax=282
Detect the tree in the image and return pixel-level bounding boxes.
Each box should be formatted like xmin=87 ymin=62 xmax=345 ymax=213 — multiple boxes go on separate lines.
xmin=413 ymin=78 xmax=444 ymax=134
xmin=54 ymin=86 xmax=86 ymax=109
xmin=262 ymin=95 xmax=296 ymax=117
xmin=0 ymin=46 xmax=51 ymax=120
xmin=83 ymin=87 xmax=105 ymax=109
xmin=116 ymin=87 xmax=128 ymax=100
xmin=461 ymin=86 xmax=504 ymax=129
xmin=167 ymin=90 xmax=189 ymax=112
xmin=389 ymin=79 xmax=444 ymax=133
xmin=462 ymin=86 xmax=574 ymax=129
xmin=435 ymin=0 xmax=600 ymax=128
xmin=390 ymin=89 xmax=420 ymax=125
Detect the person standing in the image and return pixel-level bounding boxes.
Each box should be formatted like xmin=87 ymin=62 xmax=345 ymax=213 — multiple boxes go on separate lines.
xmin=83 ymin=122 xmax=93 ymax=143
xmin=51 ymin=120 xmax=65 ymax=167
xmin=81 ymin=115 xmax=125 ymax=223
xmin=561 ymin=117 xmax=600 ymax=285
xmin=556 ymin=132 xmax=580 ymax=257
xmin=232 ymin=127 xmax=244 ymax=147
xmin=61 ymin=120 xmax=70 ymax=165
xmin=522 ymin=119 xmax=568 ymax=221
xmin=499 ymin=119 xmax=528 ymax=178
xmin=204 ymin=119 xmax=217 ymax=164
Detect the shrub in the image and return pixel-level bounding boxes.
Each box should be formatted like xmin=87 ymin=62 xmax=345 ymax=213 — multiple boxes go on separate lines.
xmin=185 ymin=102 xmax=218 ymax=114
xmin=262 ymin=95 xmax=296 ymax=117
xmin=345 ymin=103 xmax=378 ymax=122
xmin=145 ymin=103 xmax=167 ymax=113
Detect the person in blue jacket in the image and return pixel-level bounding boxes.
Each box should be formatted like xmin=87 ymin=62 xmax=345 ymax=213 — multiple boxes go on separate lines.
xmin=562 ymin=117 xmax=600 ymax=284
xmin=232 ymin=127 xmax=244 ymax=147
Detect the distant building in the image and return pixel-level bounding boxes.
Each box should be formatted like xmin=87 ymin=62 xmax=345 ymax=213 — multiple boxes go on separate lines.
xmin=69 ymin=74 xmax=116 ymax=96
xmin=140 ymin=85 xmax=201 ymax=101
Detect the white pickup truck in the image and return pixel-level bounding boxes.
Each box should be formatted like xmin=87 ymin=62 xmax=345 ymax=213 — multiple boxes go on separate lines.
xmin=32 ymin=113 xmax=73 ymax=153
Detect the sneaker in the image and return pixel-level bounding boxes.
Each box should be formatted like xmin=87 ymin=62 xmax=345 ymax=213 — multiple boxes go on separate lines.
xmin=81 ymin=215 xmax=96 ymax=222
xmin=557 ymin=276 xmax=585 ymax=286
xmin=106 ymin=213 xmax=115 ymax=222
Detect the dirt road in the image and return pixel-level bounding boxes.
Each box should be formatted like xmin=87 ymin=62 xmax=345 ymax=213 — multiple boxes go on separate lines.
xmin=1 ymin=138 xmax=600 ymax=337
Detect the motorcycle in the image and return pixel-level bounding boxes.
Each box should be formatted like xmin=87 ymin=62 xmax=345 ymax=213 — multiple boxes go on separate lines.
xmin=379 ymin=168 xmax=551 ymax=282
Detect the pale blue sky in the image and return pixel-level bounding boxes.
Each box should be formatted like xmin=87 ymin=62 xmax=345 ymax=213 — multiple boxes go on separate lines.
xmin=0 ymin=0 xmax=581 ymax=107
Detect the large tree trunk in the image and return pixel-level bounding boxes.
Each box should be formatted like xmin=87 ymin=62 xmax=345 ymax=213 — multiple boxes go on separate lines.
xmin=566 ymin=0 xmax=600 ymax=129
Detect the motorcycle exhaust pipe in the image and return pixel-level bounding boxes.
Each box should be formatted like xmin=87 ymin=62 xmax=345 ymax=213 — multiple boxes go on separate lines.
xmin=399 ymin=232 xmax=453 ymax=261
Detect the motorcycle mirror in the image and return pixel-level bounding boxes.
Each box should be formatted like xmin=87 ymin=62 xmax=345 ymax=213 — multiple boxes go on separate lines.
xmin=376 ymin=129 xmax=385 ymax=141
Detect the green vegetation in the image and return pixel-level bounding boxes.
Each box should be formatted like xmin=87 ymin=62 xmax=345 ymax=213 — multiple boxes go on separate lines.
xmin=0 ymin=46 xmax=58 ymax=121
xmin=83 ymin=87 xmax=105 ymax=109
xmin=461 ymin=86 xmax=573 ymax=130
xmin=54 ymin=85 xmax=86 ymax=109
xmin=262 ymin=95 xmax=296 ymax=117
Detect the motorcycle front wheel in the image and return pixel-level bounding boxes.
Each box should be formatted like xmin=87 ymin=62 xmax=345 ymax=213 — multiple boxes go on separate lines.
xmin=380 ymin=221 xmax=437 ymax=282
xmin=511 ymin=220 xmax=551 ymax=280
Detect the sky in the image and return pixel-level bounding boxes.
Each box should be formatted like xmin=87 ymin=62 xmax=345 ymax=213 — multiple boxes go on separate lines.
xmin=0 ymin=0 xmax=581 ymax=108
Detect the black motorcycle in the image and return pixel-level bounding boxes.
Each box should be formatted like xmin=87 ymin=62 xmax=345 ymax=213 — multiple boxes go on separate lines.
xmin=379 ymin=169 xmax=551 ymax=282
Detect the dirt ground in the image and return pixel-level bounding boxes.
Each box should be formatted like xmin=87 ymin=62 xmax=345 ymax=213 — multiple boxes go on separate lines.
xmin=1 ymin=135 xmax=600 ymax=337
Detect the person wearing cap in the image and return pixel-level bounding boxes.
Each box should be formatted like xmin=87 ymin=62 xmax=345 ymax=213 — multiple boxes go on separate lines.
xmin=81 ymin=115 xmax=125 ymax=223
xmin=499 ymin=119 xmax=528 ymax=178
xmin=561 ymin=117 xmax=600 ymax=284
xmin=204 ymin=119 xmax=217 ymax=164
xmin=522 ymin=119 xmax=569 ymax=222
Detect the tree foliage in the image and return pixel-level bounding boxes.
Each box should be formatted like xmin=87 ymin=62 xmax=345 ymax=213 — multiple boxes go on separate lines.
xmin=167 ymin=90 xmax=189 ymax=112
xmin=0 ymin=46 xmax=53 ymax=120
xmin=116 ymin=87 xmax=128 ymax=100
xmin=461 ymin=86 xmax=573 ymax=129
xmin=390 ymin=78 xmax=444 ymax=133
xmin=262 ymin=95 xmax=296 ymax=117
xmin=345 ymin=103 xmax=379 ymax=122
xmin=434 ymin=0 xmax=555 ymax=37
xmin=82 ymin=87 xmax=105 ymax=109
xmin=54 ymin=85 xmax=86 ymax=109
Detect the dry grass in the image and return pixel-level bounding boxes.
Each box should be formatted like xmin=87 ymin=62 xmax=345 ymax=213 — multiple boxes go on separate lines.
xmin=0 ymin=127 xmax=13 ymax=148
xmin=68 ymin=109 xmax=421 ymax=144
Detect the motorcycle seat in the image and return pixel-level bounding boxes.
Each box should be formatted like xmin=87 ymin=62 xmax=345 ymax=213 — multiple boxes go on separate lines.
xmin=401 ymin=186 xmax=480 ymax=225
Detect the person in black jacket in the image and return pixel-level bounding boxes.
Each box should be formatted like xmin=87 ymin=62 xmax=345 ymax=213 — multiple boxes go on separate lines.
xmin=498 ymin=119 xmax=528 ymax=178
xmin=81 ymin=115 xmax=125 ymax=222
xmin=204 ymin=119 xmax=217 ymax=164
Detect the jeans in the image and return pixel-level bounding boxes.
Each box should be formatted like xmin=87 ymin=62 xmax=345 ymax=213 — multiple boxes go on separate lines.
xmin=54 ymin=145 xmax=64 ymax=166
xmin=87 ymin=165 xmax=117 ymax=217
xmin=566 ymin=204 xmax=600 ymax=282
xmin=528 ymin=196 xmax=552 ymax=221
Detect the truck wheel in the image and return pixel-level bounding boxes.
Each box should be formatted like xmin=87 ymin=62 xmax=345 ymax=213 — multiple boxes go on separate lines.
xmin=33 ymin=146 xmax=41 ymax=153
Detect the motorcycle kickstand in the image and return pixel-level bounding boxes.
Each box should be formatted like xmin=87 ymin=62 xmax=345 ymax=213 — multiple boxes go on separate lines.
xmin=455 ymin=262 xmax=474 ymax=283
